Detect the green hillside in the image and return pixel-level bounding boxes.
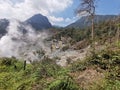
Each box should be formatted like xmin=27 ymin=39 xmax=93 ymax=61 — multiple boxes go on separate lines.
xmin=0 ymin=43 xmax=120 ymax=90
xmin=0 ymin=19 xmax=120 ymax=89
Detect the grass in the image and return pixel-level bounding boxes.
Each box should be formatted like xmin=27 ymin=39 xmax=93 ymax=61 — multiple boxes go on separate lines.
xmin=48 ymin=76 xmax=79 ymax=90
xmin=68 ymin=46 xmax=120 ymax=89
xmin=0 ymin=57 xmax=71 ymax=90
xmin=0 ymin=44 xmax=120 ymax=90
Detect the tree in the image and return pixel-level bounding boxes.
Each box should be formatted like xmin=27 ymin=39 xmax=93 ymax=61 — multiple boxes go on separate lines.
xmin=76 ymin=0 xmax=96 ymax=41
xmin=115 ymin=15 xmax=120 ymax=44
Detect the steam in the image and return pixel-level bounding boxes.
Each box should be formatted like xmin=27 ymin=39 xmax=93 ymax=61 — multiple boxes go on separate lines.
xmin=0 ymin=20 xmax=50 ymax=61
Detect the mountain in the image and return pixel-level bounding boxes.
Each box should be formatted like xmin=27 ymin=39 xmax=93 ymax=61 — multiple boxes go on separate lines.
xmin=25 ymin=14 xmax=52 ymax=30
xmin=0 ymin=14 xmax=52 ymax=36
xmin=0 ymin=19 xmax=9 ymax=36
xmin=67 ymin=15 xmax=117 ymax=28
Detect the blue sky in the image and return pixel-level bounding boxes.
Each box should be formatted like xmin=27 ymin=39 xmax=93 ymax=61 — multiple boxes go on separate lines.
xmin=55 ymin=0 xmax=120 ymax=26
xmin=55 ymin=0 xmax=79 ymax=18
xmin=0 ymin=0 xmax=120 ymax=27
xmin=96 ymin=0 xmax=120 ymax=15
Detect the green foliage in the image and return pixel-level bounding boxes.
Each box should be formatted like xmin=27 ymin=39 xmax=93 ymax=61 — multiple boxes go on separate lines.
xmin=104 ymin=80 xmax=120 ymax=90
xmin=0 ymin=44 xmax=120 ymax=90
xmin=0 ymin=57 xmax=17 ymax=66
xmin=69 ymin=48 xmax=120 ymax=89
xmin=70 ymin=60 xmax=87 ymax=72
xmin=32 ymin=57 xmax=63 ymax=79
xmin=115 ymin=41 xmax=120 ymax=48
xmin=52 ymin=27 xmax=91 ymax=42
xmin=89 ymin=50 xmax=120 ymax=70
xmin=0 ymin=57 xmax=69 ymax=90
xmin=0 ymin=57 xmax=23 ymax=73
xmin=48 ymin=76 xmax=79 ymax=90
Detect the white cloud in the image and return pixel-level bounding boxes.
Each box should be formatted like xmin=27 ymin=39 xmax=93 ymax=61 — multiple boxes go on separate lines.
xmin=63 ymin=16 xmax=78 ymax=26
xmin=0 ymin=0 xmax=73 ymax=25
xmin=48 ymin=16 xmax=64 ymax=24
xmin=65 ymin=18 xmax=71 ymax=22
xmin=50 ymin=16 xmax=78 ymax=27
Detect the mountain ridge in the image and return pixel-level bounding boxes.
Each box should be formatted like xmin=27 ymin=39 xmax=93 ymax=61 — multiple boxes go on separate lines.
xmin=66 ymin=15 xmax=117 ymax=28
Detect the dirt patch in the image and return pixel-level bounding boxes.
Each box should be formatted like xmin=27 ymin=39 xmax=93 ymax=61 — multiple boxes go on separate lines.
xmin=70 ymin=68 xmax=104 ymax=89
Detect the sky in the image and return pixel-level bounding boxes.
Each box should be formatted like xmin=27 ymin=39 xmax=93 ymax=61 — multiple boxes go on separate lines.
xmin=0 ymin=0 xmax=120 ymax=27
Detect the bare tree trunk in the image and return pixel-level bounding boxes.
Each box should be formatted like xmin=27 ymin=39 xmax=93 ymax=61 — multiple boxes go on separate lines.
xmin=116 ymin=26 xmax=120 ymax=43
xmin=91 ymin=17 xmax=94 ymax=41
xmin=109 ymin=21 xmax=112 ymax=44
xmin=91 ymin=16 xmax=96 ymax=54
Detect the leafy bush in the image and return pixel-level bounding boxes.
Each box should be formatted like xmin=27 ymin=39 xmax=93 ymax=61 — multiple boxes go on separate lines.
xmin=32 ymin=57 xmax=64 ymax=80
xmin=0 ymin=57 xmax=17 ymax=66
xmin=70 ymin=62 xmax=87 ymax=72
xmin=48 ymin=76 xmax=79 ymax=90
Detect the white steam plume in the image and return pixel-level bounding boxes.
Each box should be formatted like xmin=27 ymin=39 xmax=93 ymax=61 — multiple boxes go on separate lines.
xmin=0 ymin=20 xmax=50 ymax=61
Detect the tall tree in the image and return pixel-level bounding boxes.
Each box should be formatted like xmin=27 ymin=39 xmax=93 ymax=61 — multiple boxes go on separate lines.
xmin=116 ymin=15 xmax=120 ymax=43
xmin=76 ymin=0 xmax=96 ymax=41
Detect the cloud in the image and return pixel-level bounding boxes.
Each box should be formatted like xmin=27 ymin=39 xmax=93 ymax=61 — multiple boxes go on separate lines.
xmin=0 ymin=0 xmax=73 ymax=25
xmin=48 ymin=16 xmax=64 ymax=24
xmin=54 ymin=16 xmax=78 ymax=27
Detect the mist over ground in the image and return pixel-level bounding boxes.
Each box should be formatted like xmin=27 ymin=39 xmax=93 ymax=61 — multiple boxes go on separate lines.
xmin=0 ymin=20 xmax=50 ymax=61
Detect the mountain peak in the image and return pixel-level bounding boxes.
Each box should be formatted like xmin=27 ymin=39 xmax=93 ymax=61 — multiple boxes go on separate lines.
xmin=25 ymin=13 xmax=52 ymax=30
xmin=28 ymin=14 xmax=46 ymax=21
xmin=33 ymin=14 xmax=45 ymax=17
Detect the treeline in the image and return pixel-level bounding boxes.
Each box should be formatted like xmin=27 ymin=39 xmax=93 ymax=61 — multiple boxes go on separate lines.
xmin=53 ymin=18 xmax=120 ymax=44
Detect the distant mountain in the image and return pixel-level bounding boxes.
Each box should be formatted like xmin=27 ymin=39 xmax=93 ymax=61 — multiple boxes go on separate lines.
xmin=0 ymin=14 xmax=52 ymax=36
xmin=25 ymin=14 xmax=52 ymax=30
xmin=0 ymin=19 xmax=9 ymax=36
xmin=67 ymin=15 xmax=117 ymax=28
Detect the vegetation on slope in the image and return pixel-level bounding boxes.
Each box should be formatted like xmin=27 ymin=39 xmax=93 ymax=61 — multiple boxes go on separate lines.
xmin=0 ymin=41 xmax=120 ymax=90
xmin=0 ymin=57 xmax=79 ymax=90
xmin=69 ymin=44 xmax=120 ymax=90
xmin=0 ymin=18 xmax=120 ymax=90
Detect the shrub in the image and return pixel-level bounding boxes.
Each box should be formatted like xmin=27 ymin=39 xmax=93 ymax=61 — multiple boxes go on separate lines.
xmin=48 ymin=76 xmax=79 ymax=90
xmin=33 ymin=57 xmax=62 ymax=80
xmin=71 ymin=63 xmax=86 ymax=72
